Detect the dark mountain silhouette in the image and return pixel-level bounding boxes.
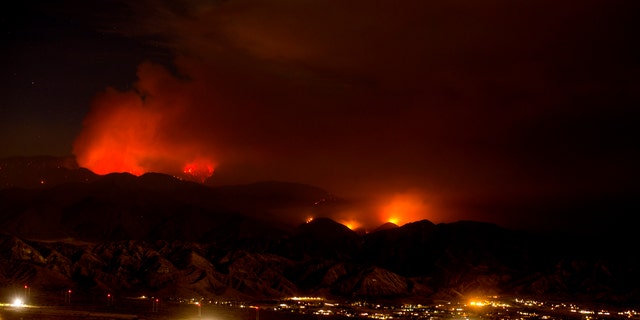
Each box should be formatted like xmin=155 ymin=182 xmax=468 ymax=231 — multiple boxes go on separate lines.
xmin=0 ymin=155 xmax=98 ymax=189
xmin=1 ymin=156 xmax=639 ymax=306
xmin=285 ymin=217 xmax=361 ymax=260
xmin=372 ymin=222 xmax=399 ymax=233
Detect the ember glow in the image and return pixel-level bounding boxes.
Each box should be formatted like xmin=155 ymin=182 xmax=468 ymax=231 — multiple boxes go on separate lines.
xmin=339 ymin=219 xmax=362 ymax=231
xmin=378 ymin=192 xmax=431 ymax=226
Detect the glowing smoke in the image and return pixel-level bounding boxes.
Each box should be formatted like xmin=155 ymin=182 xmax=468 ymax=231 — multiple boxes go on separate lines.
xmin=73 ymin=62 xmax=217 ymax=180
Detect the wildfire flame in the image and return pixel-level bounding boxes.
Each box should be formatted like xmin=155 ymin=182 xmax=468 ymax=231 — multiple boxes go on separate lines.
xmin=73 ymin=62 xmax=217 ymax=182
xmin=182 ymin=159 xmax=215 ymax=182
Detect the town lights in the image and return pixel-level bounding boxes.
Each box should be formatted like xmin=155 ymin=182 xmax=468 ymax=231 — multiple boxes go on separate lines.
xmin=469 ymin=300 xmax=486 ymax=307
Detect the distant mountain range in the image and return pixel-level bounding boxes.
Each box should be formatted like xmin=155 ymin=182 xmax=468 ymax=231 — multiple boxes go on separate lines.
xmin=1 ymin=156 xmax=639 ymax=306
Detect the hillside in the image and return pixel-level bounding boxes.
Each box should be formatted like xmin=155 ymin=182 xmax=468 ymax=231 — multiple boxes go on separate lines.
xmin=1 ymin=156 xmax=639 ymax=306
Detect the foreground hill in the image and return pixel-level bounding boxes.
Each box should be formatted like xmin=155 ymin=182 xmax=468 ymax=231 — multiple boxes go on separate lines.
xmin=0 ymin=156 xmax=639 ymax=306
xmin=1 ymin=218 xmax=639 ymax=306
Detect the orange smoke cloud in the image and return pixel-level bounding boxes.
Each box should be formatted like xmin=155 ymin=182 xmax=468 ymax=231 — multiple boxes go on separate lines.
xmin=73 ymin=62 xmax=217 ymax=180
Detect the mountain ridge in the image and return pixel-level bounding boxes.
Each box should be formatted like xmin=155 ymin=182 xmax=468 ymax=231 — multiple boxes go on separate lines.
xmin=1 ymin=156 xmax=638 ymax=305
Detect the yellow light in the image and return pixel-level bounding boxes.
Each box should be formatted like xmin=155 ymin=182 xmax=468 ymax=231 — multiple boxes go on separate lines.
xmin=12 ymin=298 xmax=24 ymax=307
xmin=339 ymin=219 xmax=361 ymax=230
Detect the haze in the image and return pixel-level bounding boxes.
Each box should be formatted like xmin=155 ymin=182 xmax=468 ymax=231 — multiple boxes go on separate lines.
xmin=3 ymin=0 xmax=639 ymax=232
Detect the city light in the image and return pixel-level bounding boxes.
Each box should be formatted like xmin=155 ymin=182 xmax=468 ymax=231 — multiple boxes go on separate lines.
xmin=12 ymin=297 xmax=24 ymax=307
xmin=469 ymin=300 xmax=486 ymax=307
xmin=1 ymin=291 xmax=636 ymax=320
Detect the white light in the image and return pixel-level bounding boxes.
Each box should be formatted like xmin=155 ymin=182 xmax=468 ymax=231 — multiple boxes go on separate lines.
xmin=12 ymin=297 xmax=24 ymax=307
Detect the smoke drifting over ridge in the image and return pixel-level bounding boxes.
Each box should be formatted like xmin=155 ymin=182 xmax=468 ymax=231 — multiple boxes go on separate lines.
xmin=70 ymin=0 xmax=639 ymax=229
xmin=73 ymin=0 xmax=454 ymax=190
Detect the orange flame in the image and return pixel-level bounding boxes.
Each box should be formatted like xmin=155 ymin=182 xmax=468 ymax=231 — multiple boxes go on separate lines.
xmin=387 ymin=217 xmax=399 ymax=225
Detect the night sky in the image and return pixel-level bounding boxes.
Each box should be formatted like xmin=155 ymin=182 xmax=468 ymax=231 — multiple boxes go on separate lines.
xmin=2 ymin=0 xmax=639 ymax=231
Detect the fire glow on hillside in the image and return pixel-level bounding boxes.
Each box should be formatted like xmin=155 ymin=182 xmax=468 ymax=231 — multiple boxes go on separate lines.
xmin=378 ymin=192 xmax=430 ymax=227
xmin=183 ymin=160 xmax=215 ymax=182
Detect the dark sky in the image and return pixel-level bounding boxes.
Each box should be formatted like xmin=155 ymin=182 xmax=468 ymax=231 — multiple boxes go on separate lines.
xmin=2 ymin=0 xmax=639 ymax=231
